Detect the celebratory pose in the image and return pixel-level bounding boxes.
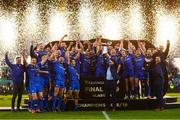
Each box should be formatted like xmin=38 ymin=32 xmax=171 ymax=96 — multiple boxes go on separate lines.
xmin=152 ymin=56 xmax=165 ymax=111
xmin=134 ymin=49 xmax=145 ymax=98
xmin=5 ymin=33 xmax=170 ymax=112
xmin=49 ymin=53 xmax=65 ymax=112
xmin=104 ymin=58 xmax=119 ymax=111
xmin=120 ymin=41 xmax=135 ymax=99
xmin=66 ymin=48 xmax=80 ymax=111
xmin=37 ymin=54 xmax=50 ymax=111
xmin=26 ymin=57 xmax=44 ymax=113
xmin=5 ymin=52 xmax=25 ymax=112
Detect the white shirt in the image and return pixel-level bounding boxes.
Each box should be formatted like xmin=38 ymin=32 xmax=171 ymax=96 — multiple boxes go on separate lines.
xmin=106 ymin=66 xmax=113 ymax=80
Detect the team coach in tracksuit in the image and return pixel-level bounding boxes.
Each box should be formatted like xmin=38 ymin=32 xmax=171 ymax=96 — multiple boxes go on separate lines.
xmin=104 ymin=58 xmax=120 ymax=111
xmin=5 ymin=52 xmax=25 ymax=112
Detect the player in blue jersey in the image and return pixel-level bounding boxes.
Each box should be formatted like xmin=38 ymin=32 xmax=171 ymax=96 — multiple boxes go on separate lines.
xmin=96 ymin=53 xmax=106 ymax=77
xmin=80 ymin=52 xmax=91 ymax=77
xmin=120 ymin=40 xmax=135 ymax=99
xmin=78 ymin=40 xmax=92 ymax=77
xmin=94 ymin=40 xmax=106 ymax=78
xmin=22 ymin=53 xmax=32 ymax=112
xmin=58 ymin=34 xmax=68 ymax=57
xmin=68 ymin=40 xmax=82 ymax=75
xmin=37 ymin=54 xmax=50 ymax=111
xmin=66 ymin=50 xmax=80 ymax=111
xmin=134 ymin=49 xmax=145 ymax=99
xmin=109 ymin=48 xmax=121 ymax=70
xmin=49 ymin=52 xmax=65 ymax=112
xmin=31 ymin=42 xmax=48 ymax=62
xmin=59 ymin=56 xmax=69 ymax=111
xmin=26 ymin=57 xmax=47 ymax=113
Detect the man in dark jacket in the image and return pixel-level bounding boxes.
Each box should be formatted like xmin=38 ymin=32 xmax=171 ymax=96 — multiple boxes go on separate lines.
xmin=152 ymin=56 xmax=165 ymax=111
xmin=155 ymin=40 xmax=170 ymax=62
xmin=5 ymin=52 xmax=25 ymax=112
xmin=104 ymin=58 xmax=120 ymax=111
xmin=153 ymin=40 xmax=170 ymax=94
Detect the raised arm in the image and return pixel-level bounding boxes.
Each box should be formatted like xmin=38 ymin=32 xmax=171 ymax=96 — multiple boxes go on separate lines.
xmin=119 ymin=40 xmax=124 ymax=50
xmin=49 ymin=42 xmax=53 ymax=49
xmin=96 ymin=36 xmax=103 ymax=55
xmin=30 ymin=44 xmax=34 ymax=58
xmin=87 ymin=41 xmax=92 ymax=51
xmin=164 ymin=40 xmax=170 ymax=59
xmin=5 ymin=52 xmax=13 ymax=68
xmin=38 ymin=57 xmax=49 ymax=74
xmin=67 ymin=42 xmax=74 ymax=51
xmin=137 ymin=41 xmax=146 ymax=55
xmin=78 ymin=40 xmax=84 ymax=53
xmin=58 ymin=34 xmax=67 ymax=46
xmin=51 ymin=43 xmax=58 ymax=52
xmin=21 ymin=50 xmax=29 ymax=67
xmin=74 ymin=50 xmax=80 ymax=60
xmin=65 ymin=49 xmax=70 ymax=65
xmin=30 ymin=41 xmax=37 ymax=58
xmin=75 ymin=41 xmax=79 ymax=50
xmin=127 ymin=40 xmax=134 ymax=54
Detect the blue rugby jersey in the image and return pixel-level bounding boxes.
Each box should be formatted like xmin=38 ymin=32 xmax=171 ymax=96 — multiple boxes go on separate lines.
xmin=67 ymin=64 xmax=79 ymax=82
xmin=134 ymin=55 xmax=145 ymax=72
xmin=37 ymin=61 xmax=50 ymax=77
xmin=27 ymin=64 xmax=41 ymax=86
xmin=5 ymin=54 xmax=25 ymax=85
xmin=35 ymin=51 xmax=48 ymax=62
xmin=96 ymin=54 xmax=106 ymax=77
xmin=80 ymin=54 xmax=90 ymax=74
xmin=121 ymin=54 xmax=134 ymax=71
xmin=51 ymin=59 xmax=65 ymax=82
xmin=60 ymin=47 xmax=66 ymax=57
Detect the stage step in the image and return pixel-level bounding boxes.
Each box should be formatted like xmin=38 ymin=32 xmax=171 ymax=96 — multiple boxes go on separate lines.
xmin=165 ymin=102 xmax=180 ymax=109
xmin=164 ymin=96 xmax=178 ymax=103
xmin=21 ymin=96 xmax=180 ymax=111
xmin=0 ymin=107 xmax=27 ymax=111
xmin=23 ymin=96 xmax=178 ymax=104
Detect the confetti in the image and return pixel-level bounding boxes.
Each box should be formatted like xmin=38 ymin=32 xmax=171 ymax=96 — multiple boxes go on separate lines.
xmin=0 ymin=0 xmax=179 ymax=61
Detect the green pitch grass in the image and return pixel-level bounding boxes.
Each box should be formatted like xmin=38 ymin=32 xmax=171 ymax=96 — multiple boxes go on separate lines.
xmin=0 ymin=111 xmax=104 ymax=119
xmin=0 ymin=95 xmax=27 ymax=107
xmin=0 ymin=93 xmax=180 ymax=119
xmin=0 ymin=109 xmax=180 ymax=119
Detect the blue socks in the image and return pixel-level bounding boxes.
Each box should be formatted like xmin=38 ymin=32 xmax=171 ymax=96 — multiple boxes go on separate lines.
xmin=134 ymin=87 xmax=139 ymax=95
xmin=62 ymin=103 xmax=66 ymax=111
xmin=38 ymin=99 xmax=43 ymax=110
xmin=73 ymin=104 xmax=78 ymax=111
xmin=53 ymin=96 xmax=57 ymax=110
xmin=58 ymin=96 xmax=63 ymax=110
xmin=43 ymin=96 xmax=49 ymax=108
xmin=28 ymin=100 xmax=31 ymax=110
xmin=31 ymin=100 xmax=35 ymax=110
xmin=148 ymin=86 xmax=151 ymax=96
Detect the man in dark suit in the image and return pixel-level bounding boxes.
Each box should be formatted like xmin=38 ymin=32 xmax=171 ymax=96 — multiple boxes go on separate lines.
xmin=104 ymin=58 xmax=120 ymax=111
